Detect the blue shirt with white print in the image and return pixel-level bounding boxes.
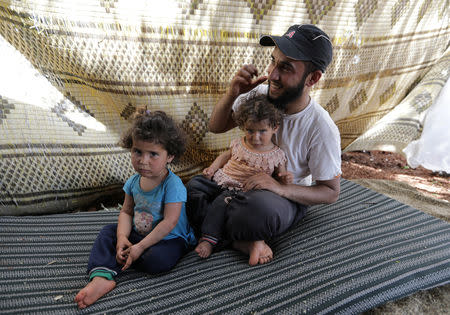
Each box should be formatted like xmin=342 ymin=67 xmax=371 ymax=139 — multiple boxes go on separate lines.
xmin=123 ymin=170 xmax=196 ymax=246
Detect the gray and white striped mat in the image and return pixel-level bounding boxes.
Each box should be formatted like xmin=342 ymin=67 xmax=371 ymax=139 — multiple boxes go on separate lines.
xmin=1 ymin=179 xmax=449 ymax=314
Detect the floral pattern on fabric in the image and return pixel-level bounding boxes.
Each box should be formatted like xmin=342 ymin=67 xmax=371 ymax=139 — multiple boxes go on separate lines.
xmin=134 ymin=210 xmax=154 ymax=235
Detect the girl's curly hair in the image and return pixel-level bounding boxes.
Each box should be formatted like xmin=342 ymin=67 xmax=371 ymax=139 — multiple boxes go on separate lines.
xmin=119 ymin=108 xmax=186 ymax=160
xmin=233 ymin=94 xmax=282 ymax=129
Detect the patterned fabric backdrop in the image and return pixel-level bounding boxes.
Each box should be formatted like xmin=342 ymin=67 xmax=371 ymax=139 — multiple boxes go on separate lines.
xmin=0 ymin=0 xmax=448 ymax=214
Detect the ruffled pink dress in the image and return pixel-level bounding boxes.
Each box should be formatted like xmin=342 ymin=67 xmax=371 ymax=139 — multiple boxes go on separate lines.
xmin=213 ymin=137 xmax=287 ymax=190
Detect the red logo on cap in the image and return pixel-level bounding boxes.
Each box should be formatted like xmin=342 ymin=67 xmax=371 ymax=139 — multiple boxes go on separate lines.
xmin=287 ymin=31 xmax=295 ymax=38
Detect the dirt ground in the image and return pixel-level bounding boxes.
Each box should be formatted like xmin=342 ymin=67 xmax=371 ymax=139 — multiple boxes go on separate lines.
xmin=343 ymin=150 xmax=450 ymax=315
xmin=341 ymin=150 xmax=450 ymax=202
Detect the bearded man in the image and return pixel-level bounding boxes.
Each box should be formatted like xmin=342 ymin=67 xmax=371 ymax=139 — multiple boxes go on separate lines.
xmin=187 ymin=24 xmax=342 ymax=266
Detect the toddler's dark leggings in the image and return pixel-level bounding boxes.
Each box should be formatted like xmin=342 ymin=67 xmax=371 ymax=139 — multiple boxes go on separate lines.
xmin=186 ymin=175 xmax=307 ymax=241
xmin=87 ymin=224 xmax=187 ymax=279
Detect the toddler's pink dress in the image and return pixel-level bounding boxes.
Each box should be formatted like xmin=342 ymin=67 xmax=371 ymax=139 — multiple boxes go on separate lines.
xmin=213 ymin=137 xmax=287 ymax=190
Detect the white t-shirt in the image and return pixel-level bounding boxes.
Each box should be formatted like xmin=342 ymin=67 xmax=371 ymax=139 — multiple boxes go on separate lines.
xmin=232 ymin=85 xmax=341 ymax=186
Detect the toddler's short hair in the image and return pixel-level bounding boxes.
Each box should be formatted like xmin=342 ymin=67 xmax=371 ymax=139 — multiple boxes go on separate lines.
xmin=120 ymin=108 xmax=186 ymax=159
xmin=233 ymin=94 xmax=282 ymax=129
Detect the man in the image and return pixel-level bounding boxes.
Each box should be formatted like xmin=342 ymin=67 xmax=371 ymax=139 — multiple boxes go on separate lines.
xmin=187 ymin=24 xmax=341 ymax=266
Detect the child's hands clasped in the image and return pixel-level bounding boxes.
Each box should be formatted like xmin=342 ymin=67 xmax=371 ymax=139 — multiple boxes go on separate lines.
xmin=278 ymin=171 xmax=294 ymax=185
xmin=116 ymin=236 xmax=132 ymax=265
xmin=121 ymin=243 xmax=145 ymax=271
xmin=116 ymin=235 xmax=146 ymax=271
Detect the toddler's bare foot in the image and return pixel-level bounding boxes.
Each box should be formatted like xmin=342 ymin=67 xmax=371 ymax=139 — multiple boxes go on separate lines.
xmin=74 ymin=276 xmax=116 ymax=309
xmin=195 ymin=241 xmax=213 ymax=258
xmin=233 ymin=240 xmax=273 ymax=266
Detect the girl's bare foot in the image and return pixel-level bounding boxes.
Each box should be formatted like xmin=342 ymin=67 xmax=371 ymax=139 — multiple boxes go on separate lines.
xmin=195 ymin=241 xmax=213 ymax=258
xmin=74 ymin=276 xmax=116 ymax=309
xmin=233 ymin=240 xmax=273 ymax=266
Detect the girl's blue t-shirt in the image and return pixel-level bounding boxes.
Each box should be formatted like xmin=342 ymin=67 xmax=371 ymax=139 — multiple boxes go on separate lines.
xmin=123 ymin=170 xmax=196 ymax=246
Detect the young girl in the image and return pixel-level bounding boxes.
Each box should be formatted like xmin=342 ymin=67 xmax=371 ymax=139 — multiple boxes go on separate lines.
xmin=195 ymin=95 xmax=292 ymax=259
xmin=75 ymin=109 xmax=196 ymax=309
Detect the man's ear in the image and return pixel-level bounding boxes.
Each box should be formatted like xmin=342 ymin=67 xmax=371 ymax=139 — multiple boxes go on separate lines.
xmin=167 ymin=155 xmax=175 ymax=164
xmin=306 ymin=70 xmax=322 ymax=87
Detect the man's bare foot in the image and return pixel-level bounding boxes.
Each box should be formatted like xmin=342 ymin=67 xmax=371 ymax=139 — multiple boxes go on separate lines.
xmin=74 ymin=276 xmax=116 ymax=309
xmin=233 ymin=240 xmax=273 ymax=266
xmin=195 ymin=241 xmax=213 ymax=258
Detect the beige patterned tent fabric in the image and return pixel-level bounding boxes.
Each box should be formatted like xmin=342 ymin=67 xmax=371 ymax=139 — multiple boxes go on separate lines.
xmin=344 ymin=49 xmax=450 ymax=153
xmin=0 ymin=0 xmax=448 ymax=215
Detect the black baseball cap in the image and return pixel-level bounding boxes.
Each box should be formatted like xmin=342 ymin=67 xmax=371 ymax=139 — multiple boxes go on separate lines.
xmin=260 ymin=24 xmax=333 ymax=72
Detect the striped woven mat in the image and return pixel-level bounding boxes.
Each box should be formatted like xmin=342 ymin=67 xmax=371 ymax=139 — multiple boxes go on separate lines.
xmin=1 ymin=179 xmax=449 ymax=314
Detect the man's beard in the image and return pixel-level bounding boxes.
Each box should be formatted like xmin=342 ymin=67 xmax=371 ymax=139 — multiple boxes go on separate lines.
xmin=267 ymin=76 xmax=307 ymax=111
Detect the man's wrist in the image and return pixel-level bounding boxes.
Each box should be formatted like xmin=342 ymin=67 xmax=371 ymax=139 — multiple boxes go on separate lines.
xmin=274 ymin=182 xmax=288 ymax=198
xmin=225 ymin=88 xmax=240 ymax=102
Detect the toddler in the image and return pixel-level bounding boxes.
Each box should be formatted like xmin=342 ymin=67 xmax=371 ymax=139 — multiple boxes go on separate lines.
xmin=75 ymin=109 xmax=196 ymax=309
xmin=195 ymin=95 xmax=292 ymax=259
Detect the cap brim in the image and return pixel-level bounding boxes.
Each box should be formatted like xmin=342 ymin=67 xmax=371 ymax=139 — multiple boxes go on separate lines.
xmin=259 ymin=35 xmax=277 ymax=46
xmin=259 ymin=35 xmax=310 ymax=62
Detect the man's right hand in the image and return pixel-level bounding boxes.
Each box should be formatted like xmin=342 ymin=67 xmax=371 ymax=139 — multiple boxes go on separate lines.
xmin=228 ymin=65 xmax=268 ymax=98
xmin=209 ymin=65 xmax=267 ymax=134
